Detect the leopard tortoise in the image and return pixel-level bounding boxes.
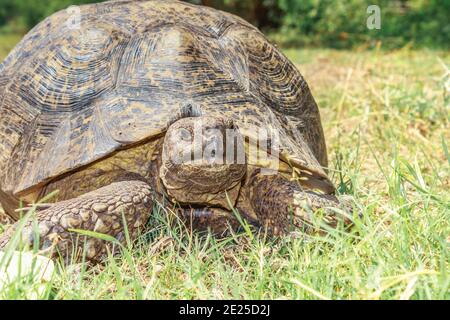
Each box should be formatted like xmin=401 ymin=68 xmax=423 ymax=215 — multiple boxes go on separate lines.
xmin=0 ymin=0 xmax=353 ymax=262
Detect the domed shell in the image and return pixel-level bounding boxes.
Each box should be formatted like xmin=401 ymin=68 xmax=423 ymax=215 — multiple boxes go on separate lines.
xmin=0 ymin=0 xmax=332 ymax=196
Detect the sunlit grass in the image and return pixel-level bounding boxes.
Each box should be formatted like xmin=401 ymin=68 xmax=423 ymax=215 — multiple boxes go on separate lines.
xmin=0 ymin=38 xmax=449 ymax=299
xmin=0 ymin=33 xmax=22 ymax=61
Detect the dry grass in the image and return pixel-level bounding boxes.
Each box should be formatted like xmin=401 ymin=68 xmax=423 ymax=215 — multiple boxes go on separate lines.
xmin=287 ymin=48 xmax=449 ymax=194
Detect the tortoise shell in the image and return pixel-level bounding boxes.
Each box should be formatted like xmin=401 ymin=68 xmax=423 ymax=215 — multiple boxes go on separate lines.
xmin=0 ymin=0 xmax=332 ymax=197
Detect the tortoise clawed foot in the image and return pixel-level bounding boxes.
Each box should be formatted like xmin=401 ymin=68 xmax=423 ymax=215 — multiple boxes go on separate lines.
xmin=247 ymin=172 xmax=355 ymax=235
xmin=0 ymin=181 xmax=154 ymax=263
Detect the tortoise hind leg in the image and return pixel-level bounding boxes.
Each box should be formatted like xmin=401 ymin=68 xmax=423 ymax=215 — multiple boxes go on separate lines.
xmin=0 ymin=181 xmax=153 ymax=263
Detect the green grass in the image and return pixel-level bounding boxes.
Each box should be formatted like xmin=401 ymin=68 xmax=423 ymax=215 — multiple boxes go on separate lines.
xmin=0 ymin=35 xmax=449 ymax=299
xmin=0 ymin=33 xmax=22 ymax=61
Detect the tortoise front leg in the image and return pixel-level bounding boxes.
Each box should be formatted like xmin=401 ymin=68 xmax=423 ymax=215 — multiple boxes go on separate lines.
xmin=0 ymin=181 xmax=153 ymax=263
xmin=246 ymin=172 xmax=353 ymax=235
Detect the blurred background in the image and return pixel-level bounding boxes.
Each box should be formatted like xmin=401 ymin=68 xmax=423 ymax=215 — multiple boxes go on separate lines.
xmin=0 ymin=0 xmax=448 ymax=55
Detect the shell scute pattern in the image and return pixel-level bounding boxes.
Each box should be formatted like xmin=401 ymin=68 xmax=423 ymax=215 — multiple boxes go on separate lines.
xmin=0 ymin=0 xmax=331 ymax=197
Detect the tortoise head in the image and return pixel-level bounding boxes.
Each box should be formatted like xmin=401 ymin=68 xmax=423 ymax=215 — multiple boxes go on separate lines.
xmin=160 ymin=116 xmax=247 ymax=209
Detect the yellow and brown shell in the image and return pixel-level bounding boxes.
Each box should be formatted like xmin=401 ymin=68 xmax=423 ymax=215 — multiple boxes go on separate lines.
xmin=0 ymin=0 xmax=333 ymax=197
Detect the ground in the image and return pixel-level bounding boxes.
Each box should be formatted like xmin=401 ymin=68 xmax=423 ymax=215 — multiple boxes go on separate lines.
xmin=0 ymin=34 xmax=449 ymax=299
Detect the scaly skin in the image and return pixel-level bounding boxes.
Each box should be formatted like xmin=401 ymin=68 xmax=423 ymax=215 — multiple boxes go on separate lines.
xmin=0 ymin=181 xmax=153 ymax=262
xmin=244 ymin=169 xmax=352 ymax=235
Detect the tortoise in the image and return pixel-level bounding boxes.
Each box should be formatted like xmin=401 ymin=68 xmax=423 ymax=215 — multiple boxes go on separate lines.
xmin=0 ymin=0 xmax=352 ymax=262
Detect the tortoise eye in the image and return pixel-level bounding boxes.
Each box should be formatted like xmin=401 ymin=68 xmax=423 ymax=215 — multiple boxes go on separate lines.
xmin=178 ymin=128 xmax=192 ymax=141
